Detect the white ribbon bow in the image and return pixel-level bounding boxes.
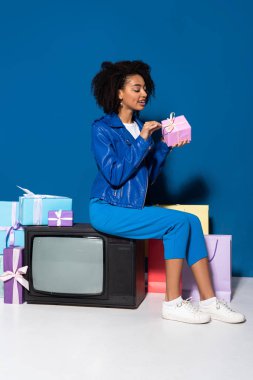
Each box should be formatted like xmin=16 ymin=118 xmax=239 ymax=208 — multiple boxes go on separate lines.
xmin=164 ymin=112 xmax=176 ymax=133
xmin=0 ymin=248 xmax=29 ymax=303
xmin=48 ymin=210 xmax=72 ymax=226
xmin=17 ymin=185 xmax=58 ymax=199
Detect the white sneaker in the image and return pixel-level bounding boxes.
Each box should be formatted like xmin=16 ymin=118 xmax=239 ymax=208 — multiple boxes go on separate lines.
xmin=199 ymin=298 xmax=246 ymax=324
xmin=162 ymin=297 xmax=211 ymax=324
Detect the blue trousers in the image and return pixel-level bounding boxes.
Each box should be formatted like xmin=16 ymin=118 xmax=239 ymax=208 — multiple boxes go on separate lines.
xmin=89 ymin=198 xmax=208 ymax=267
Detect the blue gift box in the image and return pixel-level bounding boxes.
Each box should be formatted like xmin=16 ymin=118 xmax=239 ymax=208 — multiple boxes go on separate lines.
xmin=0 ymin=202 xmax=19 ymax=226
xmin=0 ymin=254 xmax=3 ymax=298
xmin=18 ymin=188 xmax=72 ymax=225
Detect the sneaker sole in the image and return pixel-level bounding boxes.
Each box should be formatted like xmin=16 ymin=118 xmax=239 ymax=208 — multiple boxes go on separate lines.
xmin=162 ymin=314 xmax=211 ymax=324
xmin=209 ymin=314 xmax=246 ymax=324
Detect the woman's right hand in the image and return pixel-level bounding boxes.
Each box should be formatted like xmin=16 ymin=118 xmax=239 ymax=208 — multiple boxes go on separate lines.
xmin=140 ymin=121 xmax=162 ymax=141
xmin=172 ymin=140 xmax=189 ymax=148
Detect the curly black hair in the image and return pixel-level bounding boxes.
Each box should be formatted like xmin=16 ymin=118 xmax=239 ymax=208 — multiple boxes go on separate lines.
xmin=91 ymin=60 xmax=155 ymax=114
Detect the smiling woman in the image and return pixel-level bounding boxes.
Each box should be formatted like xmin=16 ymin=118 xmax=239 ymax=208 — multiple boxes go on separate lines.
xmin=118 ymin=75 xmax=147 ymax=116
xmin=88 ymin=60 xmax=246 ymax=325
xmin=91 ymin=60 xmax=155 ymax=116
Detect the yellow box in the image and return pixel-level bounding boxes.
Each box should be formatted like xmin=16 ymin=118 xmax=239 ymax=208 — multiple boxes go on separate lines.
xmin=157 ymin=204 xmax=209 ymax=234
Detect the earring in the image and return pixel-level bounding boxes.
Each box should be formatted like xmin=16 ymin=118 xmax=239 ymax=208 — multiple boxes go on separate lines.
xmin=119 ymin=99 xmax=123 ymax=107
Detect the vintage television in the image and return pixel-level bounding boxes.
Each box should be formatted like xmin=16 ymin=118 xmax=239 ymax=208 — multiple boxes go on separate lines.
xmin=24 ymin=224 xmax=146 ymax=308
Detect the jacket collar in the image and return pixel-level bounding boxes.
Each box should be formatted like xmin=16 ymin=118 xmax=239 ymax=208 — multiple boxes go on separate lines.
xmin=105 ymin=112 xmax=143 ymax=129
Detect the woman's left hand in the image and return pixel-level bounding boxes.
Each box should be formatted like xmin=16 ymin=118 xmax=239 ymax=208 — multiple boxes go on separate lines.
xmin=161 ymin=138 xmax=190 ymax=148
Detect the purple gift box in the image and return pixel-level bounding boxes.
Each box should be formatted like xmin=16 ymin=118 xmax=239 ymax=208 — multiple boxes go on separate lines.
xmin=161 ymin=112 xmax=191 ymax=147
xmin=48 ymin=210 xmax=73 ymax=227
xmin=0 ymin=246 xmax=29 ymax=304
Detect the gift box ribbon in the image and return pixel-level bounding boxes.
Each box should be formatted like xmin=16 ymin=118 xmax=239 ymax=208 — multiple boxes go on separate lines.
xmin=0 ymin=247 xmax=29 ymax=303
xmin=48 ymin=210 xmax=73 ymax=226
xmin=17 ymin=185 xmax=65 ymax=225
xmin=162 ymin=112 xmax=186 ymax=138
xmin=0 ymin=202 xmax=23 ymax=247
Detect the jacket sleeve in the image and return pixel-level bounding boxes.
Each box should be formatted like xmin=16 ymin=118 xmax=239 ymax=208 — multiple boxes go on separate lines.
xmin=146 ymin=140 xmax=172 ymax=185
xmin=92 ymin=124 xmax=153 ymax=187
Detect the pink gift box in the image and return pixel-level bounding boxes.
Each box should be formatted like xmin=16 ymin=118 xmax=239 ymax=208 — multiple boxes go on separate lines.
xmin=161 ymin=113 xmax=191 ymax=147
xmin=48 ymin=210 xmax=73 ymax=226
xmin=0 ymin=246 xmax=29 ymax=304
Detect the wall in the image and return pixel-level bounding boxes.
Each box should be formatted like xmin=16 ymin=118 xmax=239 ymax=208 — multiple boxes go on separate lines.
xmin=0 ymin=0 xmax=252 ymax=276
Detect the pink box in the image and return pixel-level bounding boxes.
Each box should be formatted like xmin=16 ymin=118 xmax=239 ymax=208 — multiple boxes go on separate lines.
xmin=161 ymin=113 xmax=191 ymax=147
xmin=48 ymin=210 xmax=73 ymax=226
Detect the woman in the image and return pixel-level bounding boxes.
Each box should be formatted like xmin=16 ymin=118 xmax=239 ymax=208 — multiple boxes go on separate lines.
xmin=89 ymin=60 xmax=245 ymax=324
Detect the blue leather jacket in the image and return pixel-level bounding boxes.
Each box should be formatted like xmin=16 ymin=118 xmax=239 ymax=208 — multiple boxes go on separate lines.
xmin=90 ymin=112 xmax=171 ymax=209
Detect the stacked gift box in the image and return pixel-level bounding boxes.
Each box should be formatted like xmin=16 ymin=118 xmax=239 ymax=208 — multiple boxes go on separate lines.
xmin=0 ymin=187 xmax=73 ymax=304
xmin=0 ymin=254 xmax=3 ymax=298
xmin=0 ymin=202 xmax=25 ymax=301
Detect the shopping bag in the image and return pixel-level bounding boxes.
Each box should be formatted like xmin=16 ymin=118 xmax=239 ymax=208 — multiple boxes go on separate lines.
xmin=157 ymin=204 xmax=209 ymax=234
xmin=182 ymin=235 xmax=232 ymax=302
xmin=147 ymin=239 xmax=166 ymax=293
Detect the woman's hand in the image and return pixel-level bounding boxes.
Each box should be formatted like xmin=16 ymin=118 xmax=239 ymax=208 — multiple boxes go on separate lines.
xmin=171 ymin=139 xmax=190 ymax=148
xmin=161 ymin=138 xmax=190 ymax=148
xmin=140 ymin=121 xmax=162 ymax=141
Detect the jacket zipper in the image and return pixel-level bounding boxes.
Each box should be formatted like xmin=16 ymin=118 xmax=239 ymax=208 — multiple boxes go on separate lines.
xmin=142 ymin=172 xmax=149 ymax=208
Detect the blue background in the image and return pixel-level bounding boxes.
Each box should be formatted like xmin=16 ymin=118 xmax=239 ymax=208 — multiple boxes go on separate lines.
xmin=0 ymin=0 xmax=252 ymax=276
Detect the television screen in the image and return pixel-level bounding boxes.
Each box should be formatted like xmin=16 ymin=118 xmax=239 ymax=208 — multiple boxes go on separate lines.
xmin=32 ymin=236 xmax=104 ymax=294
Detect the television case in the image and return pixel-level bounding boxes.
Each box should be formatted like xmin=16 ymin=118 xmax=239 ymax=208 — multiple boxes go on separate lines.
xmin=24 ymin=224 xmax=146 ymax=308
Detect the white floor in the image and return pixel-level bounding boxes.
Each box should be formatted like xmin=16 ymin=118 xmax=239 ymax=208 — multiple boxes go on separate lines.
xmin=0 ymin=277 xmax=252 ymax=380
